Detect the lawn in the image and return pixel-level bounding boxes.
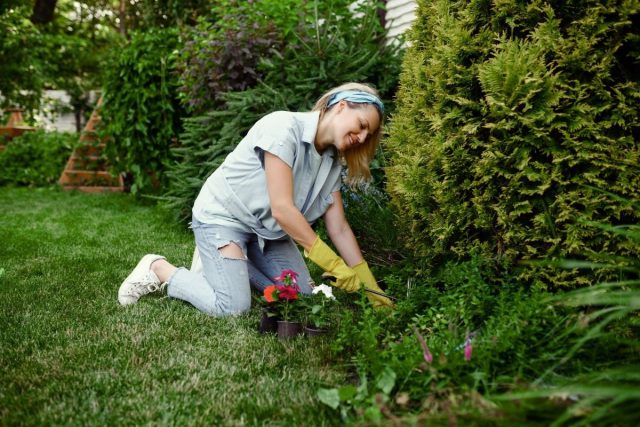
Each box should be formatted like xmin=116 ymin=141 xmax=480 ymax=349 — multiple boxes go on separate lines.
xmin=0 ymin=187 xmax=344 ymax=426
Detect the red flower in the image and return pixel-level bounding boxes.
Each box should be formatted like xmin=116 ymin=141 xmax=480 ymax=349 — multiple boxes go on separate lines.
xmin=263 ymin=285 xmax=278 ymax=303
xmin=276 ymin=284 xmax=299 ymax=301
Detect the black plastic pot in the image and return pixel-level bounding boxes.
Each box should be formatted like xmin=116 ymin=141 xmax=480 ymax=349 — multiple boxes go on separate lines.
xmin=277 ymin=320 xmax=302 ymax=339
xmin=304 ymin=326 xmax=328 ymax=337
xmin=259 ymin=309 xmax=278 ymax=334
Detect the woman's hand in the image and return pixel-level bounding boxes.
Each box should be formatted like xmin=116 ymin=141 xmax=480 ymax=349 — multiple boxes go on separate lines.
xmin=323 ymin=191 xmax=394 ymax=308
xmin=352 ymin=261 xmax=395 ymax=308
xmin=305 ymin=237 xmax=360 ymax=292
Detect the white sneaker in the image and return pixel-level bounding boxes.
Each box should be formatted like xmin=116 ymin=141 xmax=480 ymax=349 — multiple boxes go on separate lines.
xmin=118 ymin=254 xmax=166 ymax=305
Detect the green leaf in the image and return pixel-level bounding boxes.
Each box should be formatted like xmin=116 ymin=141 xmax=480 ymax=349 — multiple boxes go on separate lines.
xmin=364 ymin=406 xmax=382 ymax=421
xmin=317 ymin=388 xmax=340 ymax=410
xmin=338 ymin=385 xmax=357 ymax=401
xmin=376 ymin=367 xmax=396 ymax=395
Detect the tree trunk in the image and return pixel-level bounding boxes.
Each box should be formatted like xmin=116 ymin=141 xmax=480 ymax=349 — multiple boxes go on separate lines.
xmin=30 ymin=0 xmax=58 ymax=25
xmin=119 ymin=0 xmax=126 ymax=36
xmin=377 ymin=0 xmax=388 ymax=29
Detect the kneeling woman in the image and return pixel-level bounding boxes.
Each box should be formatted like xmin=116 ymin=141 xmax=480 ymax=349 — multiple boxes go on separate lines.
xmin=118 ymin=82 xmax=393 ymax=315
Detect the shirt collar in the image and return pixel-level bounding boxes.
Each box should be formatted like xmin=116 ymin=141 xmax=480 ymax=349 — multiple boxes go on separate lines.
xmin=301 ymin=111 xmax=321 ymax=145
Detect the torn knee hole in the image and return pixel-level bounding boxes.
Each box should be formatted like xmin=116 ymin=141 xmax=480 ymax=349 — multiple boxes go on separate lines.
xmin=218 ymin=242 xmax=245 ymax=260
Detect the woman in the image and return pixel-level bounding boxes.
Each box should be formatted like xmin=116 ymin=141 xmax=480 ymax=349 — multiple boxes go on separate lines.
xmin=118 ymin=82 xmax=393 ymax=315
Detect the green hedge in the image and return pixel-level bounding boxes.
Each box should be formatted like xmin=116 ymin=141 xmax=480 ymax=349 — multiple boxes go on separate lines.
xmin=0 ymin=130 xmax=76 ymax=187
xmin=99 ymin=28 xmax=183 ymax=194
xmin=385 ymin=0 xmax=640 ymax=289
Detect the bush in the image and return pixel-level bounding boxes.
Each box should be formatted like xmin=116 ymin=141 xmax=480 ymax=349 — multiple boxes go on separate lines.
xmin=341 ymin=185 xmax=404 ymax=269
xmin=500 ymin=200 xmax=640 ymax=426
xmin=385 ymin=0 xmax=640 ymax=289
xmin=99 ymin=28 xmax=183 ymax=194
xmin=161 ymin=0 xmax=402 ymax=223
xmin=325 ymin=256 xmax=576 ymax=424
xmin=175 ymin=0 xmax=307 ymax=113
xmin=324 ymin=195 xmax=640 ymax=424
xmin=0 ymin=130 xmax=76 ymax=186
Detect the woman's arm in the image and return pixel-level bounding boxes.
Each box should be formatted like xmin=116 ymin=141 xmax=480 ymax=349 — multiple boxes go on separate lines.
xmin=323 ymin=191 xmax=364 ymax=267
xmin=325 ymin=191 xmax=395 ymax=308
xmin=265 ymin=152 xmax=367 ymax=294
xmin=264 ymin=152 xmax=318 ymax=251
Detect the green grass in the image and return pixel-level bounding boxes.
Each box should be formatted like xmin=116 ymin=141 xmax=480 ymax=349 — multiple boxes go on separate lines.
xmin=0 ymin=187 xmax=344 ymax=426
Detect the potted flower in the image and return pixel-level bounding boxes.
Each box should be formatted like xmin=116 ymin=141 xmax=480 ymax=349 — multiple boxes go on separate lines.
xmin=303 ymin=284 xmax=337 ymax=336
xmin=260 ymin=270 xmax=303 ymax=338
xmin=258 ymin=287 xmax=278 ymax=334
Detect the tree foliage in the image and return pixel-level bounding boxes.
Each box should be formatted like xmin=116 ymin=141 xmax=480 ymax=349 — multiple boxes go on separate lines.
xmin=385 ymin=0 xmax=640 ymax=289
xmin=0 ymin=6 xmax=48 ymax=114
xmin=0 ymin=1 xmax=119 ymax=118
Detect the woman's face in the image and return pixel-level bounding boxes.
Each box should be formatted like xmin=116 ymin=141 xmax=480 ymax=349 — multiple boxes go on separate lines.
xmin=330 ymin=101 xmax=380 ymax=152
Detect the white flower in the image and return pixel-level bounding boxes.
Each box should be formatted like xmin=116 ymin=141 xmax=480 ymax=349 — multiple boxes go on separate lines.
xmin=312 ymin=284 xmax=336 ymax=300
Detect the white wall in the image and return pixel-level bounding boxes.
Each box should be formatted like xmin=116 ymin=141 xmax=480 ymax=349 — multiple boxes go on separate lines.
xmin=385 ymin=0 xmax=417 ymax=42
xmin=32 ymin=90 xmax=99 ymax=132
xmin=36 ymin=90 xmax=77 ymax=132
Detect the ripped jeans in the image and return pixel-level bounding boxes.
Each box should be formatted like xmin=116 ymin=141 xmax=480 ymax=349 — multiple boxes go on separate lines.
xmin=166 ymin=218 xmax=313 ymax=316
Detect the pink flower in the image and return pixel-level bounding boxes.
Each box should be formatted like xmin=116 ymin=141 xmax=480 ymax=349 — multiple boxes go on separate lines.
xmin=413 ymin=327 xmax=433 ymax=364
xmin=464 ymin=337 xmax=473 ymax=362
xmin=274 ymin=269 xmax=299 ymax=284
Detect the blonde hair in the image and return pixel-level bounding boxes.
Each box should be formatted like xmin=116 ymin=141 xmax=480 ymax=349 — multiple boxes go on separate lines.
xmin=312 ymin=82 xmax=384 ymax=185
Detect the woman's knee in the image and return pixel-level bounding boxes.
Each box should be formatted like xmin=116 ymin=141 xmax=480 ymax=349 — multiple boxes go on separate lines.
xmin=217 ymin=241 xmax=246 ymax=260
xmin=199 ymin=298 xmax=251 ymax=316
xmin=209 ymin=291 xmax=252 ymax=316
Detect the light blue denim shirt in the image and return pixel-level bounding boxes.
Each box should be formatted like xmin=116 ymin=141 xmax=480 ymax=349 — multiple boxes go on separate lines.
xmin=192 ymin=111 xmax=343 ymax=241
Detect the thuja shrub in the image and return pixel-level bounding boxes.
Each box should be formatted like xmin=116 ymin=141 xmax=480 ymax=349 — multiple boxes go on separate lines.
xmin=99 ymin=28 xmax=183 ymax=194
xmin=385 ymin=0 xmax=640 ymax=289
xmin=161 ymin=0 xmax=402 ymax=223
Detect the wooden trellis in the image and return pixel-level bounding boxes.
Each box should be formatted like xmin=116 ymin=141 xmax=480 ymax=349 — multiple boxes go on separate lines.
xmin=58 ymin=99 xmax=124 ymax=192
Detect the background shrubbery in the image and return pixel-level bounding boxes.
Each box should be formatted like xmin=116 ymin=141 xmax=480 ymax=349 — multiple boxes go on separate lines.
xmin=385 ymin=0 xmax=640 ymax=289
xmin=0 ymin=130 xmax=76 ymax=186
xmin=175 ymin=0 xmax=303 ymax=113
xmin=99 ymin=28 xmax=183 ymax=194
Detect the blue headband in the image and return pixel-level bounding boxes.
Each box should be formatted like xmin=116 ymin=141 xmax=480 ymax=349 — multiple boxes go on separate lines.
xmin=326 ymin=90 xmax=384 ymax=114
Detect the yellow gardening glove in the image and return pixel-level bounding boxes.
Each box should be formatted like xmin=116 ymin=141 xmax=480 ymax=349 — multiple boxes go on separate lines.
xmin=305 ymin=237 xmax=360 ymax=292
xmin=352 ymin=261 xmax=395 ymax=309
